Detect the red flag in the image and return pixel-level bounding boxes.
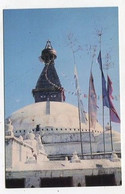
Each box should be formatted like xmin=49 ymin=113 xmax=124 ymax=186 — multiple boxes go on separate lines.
xmin=107 ymin=76 xmax=120 ymax=123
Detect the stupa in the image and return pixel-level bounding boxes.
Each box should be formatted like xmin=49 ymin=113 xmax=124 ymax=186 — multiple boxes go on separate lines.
xmin=5 ymin=41 xmax=121 ymax=188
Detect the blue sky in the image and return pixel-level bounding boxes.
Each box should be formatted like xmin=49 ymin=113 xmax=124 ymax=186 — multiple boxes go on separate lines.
xmin=4 ymin=7 xmax=120 ymax=131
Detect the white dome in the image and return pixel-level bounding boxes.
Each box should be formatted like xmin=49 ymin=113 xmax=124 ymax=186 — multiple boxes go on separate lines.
xmin=8 ymin=101 xmax=103 ymax=135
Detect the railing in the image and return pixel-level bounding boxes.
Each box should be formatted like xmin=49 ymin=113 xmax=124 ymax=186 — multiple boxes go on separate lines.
xmin=48 ymin=151 xmax=121 ymax=161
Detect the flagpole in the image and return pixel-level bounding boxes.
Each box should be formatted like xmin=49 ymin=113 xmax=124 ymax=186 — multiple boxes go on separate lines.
xmin=72 ymin=48 xmax=84 ymax=158
xmin=102 ymin=102 xmax=106 ymax=156
xmin=109 ymin=117 xmax=114 ymax=152
xmin=88 ymin=80 xmax=93 ymax=159
xmin=107 ymin=75 xmax=120 ymax=154
xmin=75 ymin=68 xmax=84 ymax=159
xmin=74 ymin=66 xmax=84 ymax=159
xmin=77 ymin=94 xmax=84 ymax=159
xmin=107 ymin=75 xmax=114 ymax=153
xmin=106 ymin=53 xmax=114 ymax=153
xmin=98 ymin=32 xmax=106 ymax=157
xmin=68 ymin=35 xmax=85 ymax=159
xmin=88 ymin=49 xmax=96 ymax=159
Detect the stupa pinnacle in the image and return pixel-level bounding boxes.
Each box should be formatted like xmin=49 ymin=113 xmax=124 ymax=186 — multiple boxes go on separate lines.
xmin=32 ymin=40 xmax=65 ymax=102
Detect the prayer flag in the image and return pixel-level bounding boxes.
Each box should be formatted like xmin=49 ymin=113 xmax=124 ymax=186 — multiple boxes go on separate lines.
xmin=97 ymin=51 xmax=110 ymax=108
xmin=74 ymin=66 xmax=87 ymax=124
xmin=88 ymin=73 xmax=97 ymax=128
xmin=107 ymin=76 xmax=120 ymax=123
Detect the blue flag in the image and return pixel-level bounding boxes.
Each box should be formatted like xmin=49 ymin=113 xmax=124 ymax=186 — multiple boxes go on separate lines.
xmin=97 ymin=51 xmax=103 ymax=72
xmin=97 ymin=51 xmax=110 ymax=108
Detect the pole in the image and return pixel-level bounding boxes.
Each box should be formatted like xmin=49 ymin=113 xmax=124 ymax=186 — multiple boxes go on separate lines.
xmin=88 ymin=49 xmax=96 ymax=159
xmin=74 ymin=66 xmax=84 ymax=159
xmin=77 ymin=96 xmax=84 ymax=159
xmin=102 ymin=102 xmax=105 ymax=156
xmin=107 ymin=77 xmax=114 ymax=153
xmin=109 ymin=115 xmax=114 ymax=152
xmin=98 ymin=32 xmax=106 ymax=157
xmin=88 ymin=87 xmax=93 ymax=159
xmin=69 ymin=35 xmax=84 ymax=159
xmin=106 ymin=59 xmax=114 ymax=153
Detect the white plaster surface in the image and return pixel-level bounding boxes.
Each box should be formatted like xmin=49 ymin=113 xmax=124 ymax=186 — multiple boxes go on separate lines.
xmin=7 ymin=102 xmax=103 ymax=134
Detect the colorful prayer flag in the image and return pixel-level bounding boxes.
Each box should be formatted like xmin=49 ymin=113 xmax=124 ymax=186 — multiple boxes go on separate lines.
xmin=88 ymin=73 xmax=97 ymax=128
xmin=74 ymin=66 xmax=87 ymax=124
xmin=97 ymin=51 xmax=103 ymax=72
xmin=97 ymin=51 xmax=110 ymax=108
xmin=107 ymin=76 xmax=120 ymax=123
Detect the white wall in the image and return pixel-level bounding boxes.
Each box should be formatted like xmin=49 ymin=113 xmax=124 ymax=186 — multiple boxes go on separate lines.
xmin=44 ymin=141 xmax=97 ymax=155
xmin=5 ymin=137 xmax=34 ymax=168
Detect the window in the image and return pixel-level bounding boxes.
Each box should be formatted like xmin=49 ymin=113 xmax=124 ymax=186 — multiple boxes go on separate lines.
xmin=6 ymin=179 xmax=25 ymax=188
xmin=85 ymin=174 xmax=116 ymax=186
xmin=40 ymin=177 xmax=73 ymax=187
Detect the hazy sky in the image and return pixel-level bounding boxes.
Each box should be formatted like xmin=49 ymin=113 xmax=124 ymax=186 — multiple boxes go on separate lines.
xmin=4 ymin=7 xmax=120 ymax=131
